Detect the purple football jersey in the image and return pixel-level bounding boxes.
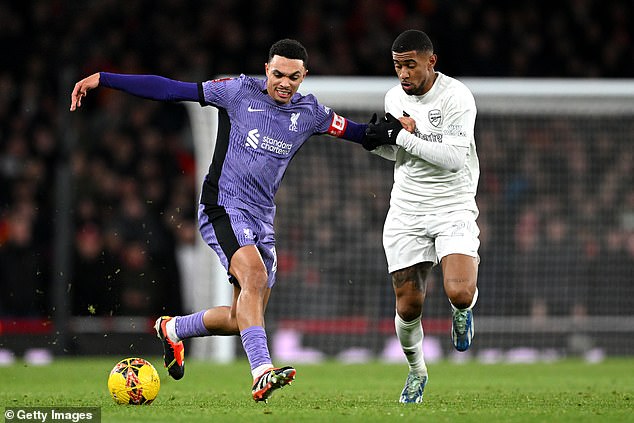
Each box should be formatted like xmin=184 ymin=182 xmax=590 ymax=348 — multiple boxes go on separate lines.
xmin=199 ymin=75 xmax=337 ymax=223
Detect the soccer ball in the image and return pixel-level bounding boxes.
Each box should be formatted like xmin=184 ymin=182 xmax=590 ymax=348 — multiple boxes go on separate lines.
xmin=107 ymin=357 xmax=160 ymax=405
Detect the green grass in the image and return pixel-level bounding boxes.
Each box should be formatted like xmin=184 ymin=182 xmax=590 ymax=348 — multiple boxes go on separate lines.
xmin=0 ymin=357 xmax=632 ymax=422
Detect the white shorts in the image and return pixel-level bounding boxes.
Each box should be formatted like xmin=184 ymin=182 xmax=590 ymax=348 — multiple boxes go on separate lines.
xmin=383 ymin=208 xmax=480 ymax=273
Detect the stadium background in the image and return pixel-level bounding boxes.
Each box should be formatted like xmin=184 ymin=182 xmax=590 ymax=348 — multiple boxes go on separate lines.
xmin=0 ymin=0 xmax=633 ymax=364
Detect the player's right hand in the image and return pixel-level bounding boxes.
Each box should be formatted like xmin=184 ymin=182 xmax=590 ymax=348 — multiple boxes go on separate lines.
xmin=362 ymin=113 xmax=402 ymax=151
xmin=398 ymin=111 xmax=416 ymax=133
xmin=70 ymin=72 xmax=100 ymax=111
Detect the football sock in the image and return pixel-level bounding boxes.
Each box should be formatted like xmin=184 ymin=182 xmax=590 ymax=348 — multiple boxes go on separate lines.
xmin=174 ymin=310 xmax=211 ymax=341
xmin=251 ymin=364 xmax=274 ymax=381
xmin=395 ymin=313 xmax=427 ymax=377
xmin=240 ymin=326 xmax=273 ymax=379
xmin=165 ymin=317 xmax=179 ymax=342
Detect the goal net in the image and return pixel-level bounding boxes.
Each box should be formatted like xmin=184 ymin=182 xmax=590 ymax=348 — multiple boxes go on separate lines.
xmin=187 ymin=77 xmax=634 ymax=363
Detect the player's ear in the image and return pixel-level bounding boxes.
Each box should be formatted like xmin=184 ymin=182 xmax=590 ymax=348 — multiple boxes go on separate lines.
xmin=264 ymin=62 xmax=270 ymax=75
xmin=429 ymin=53 xmax=437 ymax=67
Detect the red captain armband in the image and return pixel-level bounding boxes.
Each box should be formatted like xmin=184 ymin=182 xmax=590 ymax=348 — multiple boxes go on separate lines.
xmin=326 ymin=113 xmax=348 ymax=137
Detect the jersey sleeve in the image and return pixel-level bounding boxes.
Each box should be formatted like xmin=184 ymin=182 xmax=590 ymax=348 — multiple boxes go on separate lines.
xmin=313 ymin=100 xmax=333 ymax=130
xmin=440 ymin=87 xmax=476 ymax=148
xmin=371 ymin=88 xmax=401 ymax=161
xmin=311 ymin=100 xmax=346 ymax=136
xmin=99 ymin=73 xmax=199 ymax=102
xmin=371 ymin=145 xmax=398 ymax=161
xmin=384 ymin=87 xmax=402 ymax=119
xmin=200 ymin=74 xmax=245 ymax=109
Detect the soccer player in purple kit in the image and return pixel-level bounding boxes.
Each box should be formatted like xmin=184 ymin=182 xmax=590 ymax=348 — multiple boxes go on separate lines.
xmin=70 ymin=39 xmax=373 ymax=402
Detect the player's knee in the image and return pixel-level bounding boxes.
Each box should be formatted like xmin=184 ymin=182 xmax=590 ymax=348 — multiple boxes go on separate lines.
xmin=396 ymin=296 xmax=423 ymax=321
xmin=446 ymin=280 xmax=476 ymax=309
xmin=232 ymin=259 xmax=268 ymax=289
xmin=397 ymin=306 xmax=422 ymax=322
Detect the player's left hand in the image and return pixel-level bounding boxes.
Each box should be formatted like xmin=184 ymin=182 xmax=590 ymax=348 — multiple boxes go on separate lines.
xmin=362 ymin=113 xmax=402 ymax=151
xmin=70 ymin=72 xmax=100 ymax=111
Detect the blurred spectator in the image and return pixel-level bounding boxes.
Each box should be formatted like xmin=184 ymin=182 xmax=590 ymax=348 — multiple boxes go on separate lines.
xmin=71 ymin=223 xmax=120 ymax=316
xmin=0 ymin=209 xmax=47 ymax=316
xmin=474 ymin=207 xmax=513 ymax=316
xmin=588 ymin=229 xmax=634 ymax=315
xmin=533 ymin=214 xmax=588 ymax=318
xmin=117 ymin=241 xmax=165 ymax=316
xmin=511 ymin=207 xmax=542 ymax=317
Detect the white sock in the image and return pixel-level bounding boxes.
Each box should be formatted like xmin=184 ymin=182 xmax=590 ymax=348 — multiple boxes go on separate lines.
xmin=395 ymin=313 xmax=427 ymax=377
xmin=166 ymin=317 xmax=180 ymax=342
xmin=252 ymin=363 xmax=274 ymax=381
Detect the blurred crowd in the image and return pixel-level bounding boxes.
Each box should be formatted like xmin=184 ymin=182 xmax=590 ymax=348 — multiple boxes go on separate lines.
xmin=270 ymin=113 xmax=634 ymax=324
xmin=472 ymin=116 xmax=634 ymax=318
xmin=0 ymin=0 xmax=633 ymax=320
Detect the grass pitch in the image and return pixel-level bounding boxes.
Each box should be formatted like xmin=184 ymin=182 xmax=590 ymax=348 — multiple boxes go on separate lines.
xmin=0 ymin=357 xmax=632 ymax=422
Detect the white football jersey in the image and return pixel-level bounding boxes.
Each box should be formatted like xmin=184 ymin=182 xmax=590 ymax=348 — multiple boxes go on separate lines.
xmin=375 ymin=72 xmax=479 ymax=216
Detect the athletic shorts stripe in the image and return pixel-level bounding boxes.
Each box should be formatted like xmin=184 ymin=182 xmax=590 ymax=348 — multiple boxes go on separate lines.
xmin=203 ymin=204 xmax=241 ymax=266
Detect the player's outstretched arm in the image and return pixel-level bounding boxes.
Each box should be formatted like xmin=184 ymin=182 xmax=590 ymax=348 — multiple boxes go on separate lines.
xmin=71 ymin=72 xmax=200 ymax=112
xmin=70 ymin=73 xmax=100 ymax=111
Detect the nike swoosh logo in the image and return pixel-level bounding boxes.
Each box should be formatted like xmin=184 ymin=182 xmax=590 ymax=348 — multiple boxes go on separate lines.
xmin=248 ymin=106 xmax=265 ymax=112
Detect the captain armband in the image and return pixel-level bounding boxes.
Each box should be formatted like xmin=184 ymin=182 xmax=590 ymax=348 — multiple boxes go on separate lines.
xmin=326 ymin=113 xmax=348 ymax=137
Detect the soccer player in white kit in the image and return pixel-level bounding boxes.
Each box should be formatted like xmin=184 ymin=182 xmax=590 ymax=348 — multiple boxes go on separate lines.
xmin=363 ymin=30 xmax=480 ymax=403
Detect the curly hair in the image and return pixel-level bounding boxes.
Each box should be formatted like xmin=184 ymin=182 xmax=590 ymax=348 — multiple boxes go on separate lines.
xmin=392 ymin=30 xmax=434 ymax=54
xmin=268 ymin=39 xmax=308 ymax=67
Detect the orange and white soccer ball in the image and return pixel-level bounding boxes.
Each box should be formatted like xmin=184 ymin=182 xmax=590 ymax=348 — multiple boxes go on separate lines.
xmin=108 ymin=357 xmax=160 ymax=405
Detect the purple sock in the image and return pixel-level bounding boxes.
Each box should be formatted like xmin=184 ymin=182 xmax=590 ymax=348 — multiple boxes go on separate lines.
xmin=175 ymin=310 xmax=211 ymax=339
xmin=240 ymin=326 xmax=272 ymax=370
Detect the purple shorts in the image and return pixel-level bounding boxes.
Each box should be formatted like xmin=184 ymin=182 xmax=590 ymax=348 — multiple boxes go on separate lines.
xmin=198 ymin=204 xmax=277 ymax=287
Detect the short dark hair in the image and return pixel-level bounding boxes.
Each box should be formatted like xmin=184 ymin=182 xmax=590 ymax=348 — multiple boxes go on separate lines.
xmin=392 ymin=30 xmax=434 ymax=54
xmin=268 ymin=39 xmax=308 ymax=67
